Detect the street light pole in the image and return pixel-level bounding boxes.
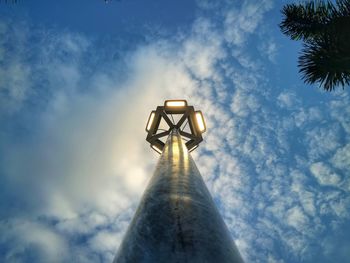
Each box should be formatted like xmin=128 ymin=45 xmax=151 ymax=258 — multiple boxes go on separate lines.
xmin=113 ymin=128 xmax=244 ymax=263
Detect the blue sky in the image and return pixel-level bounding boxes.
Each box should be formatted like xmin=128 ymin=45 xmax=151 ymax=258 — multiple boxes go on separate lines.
xmin=0 ymin=0 xmax=349 ymax=262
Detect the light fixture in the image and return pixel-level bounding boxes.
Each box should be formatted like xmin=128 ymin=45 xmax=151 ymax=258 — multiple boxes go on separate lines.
xmin=164 ymin=100 xmax=187 ymax=108
xmin=195 ymin=111 xmax=206 ymax=133
xmin=151 ymin=144 xmax=163 ymax=154
xmin=146 ymin=100 xmax=205 ymax=153
xmin=146 ymin=111 xmax=156 ymax=132
xmin=188 ymin=144 xmax=198 ymax=152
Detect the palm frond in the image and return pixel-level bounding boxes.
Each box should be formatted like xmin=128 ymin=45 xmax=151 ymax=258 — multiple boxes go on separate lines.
xmin=280 ymin=0 xmax=350 ymax=91
xmin=279 ymin=1 xmax=335 ymax=41
xmin=334 ymin=0 xmax=350 ymax=17
xmin=299 ymin=38 xmax=350 ymax=91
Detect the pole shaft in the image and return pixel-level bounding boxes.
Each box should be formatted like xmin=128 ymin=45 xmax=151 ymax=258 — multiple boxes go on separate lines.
xmin=114 ymin=129 xmax=244 ymax=263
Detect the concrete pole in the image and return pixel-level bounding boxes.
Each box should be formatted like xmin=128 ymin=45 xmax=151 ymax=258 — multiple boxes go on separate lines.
xmin=113 ymin=129 xmax=244 ymax=263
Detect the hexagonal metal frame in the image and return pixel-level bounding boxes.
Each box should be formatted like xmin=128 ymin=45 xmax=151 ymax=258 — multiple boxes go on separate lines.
xmin=146 ymin=101 xmax=204 ymax=153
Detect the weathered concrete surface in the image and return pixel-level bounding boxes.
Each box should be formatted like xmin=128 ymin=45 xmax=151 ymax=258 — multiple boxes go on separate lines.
xmin=113 ymin=129 xmax=244 ymax=263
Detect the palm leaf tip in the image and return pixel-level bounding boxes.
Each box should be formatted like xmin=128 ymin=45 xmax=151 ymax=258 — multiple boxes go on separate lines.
xmin=299 ymin=42 xmax=350 ymax=91
xmin=279 ymin=1 xmax=338 ymax=41
xmin=280 ymin=0 xmax=350 ymax=91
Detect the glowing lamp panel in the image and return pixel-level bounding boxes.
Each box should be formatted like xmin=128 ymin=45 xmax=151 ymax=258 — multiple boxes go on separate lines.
xmin=195 ymin=111 xmax=206 ymax=133
xmin=146 ymin=112 xmax=156 ymax=131
xmin=189 ymin=144 xmax=198 ymax=152
xmin=165 ymin=100 xmax=187 ymax=107
xmin=151 ymin=144 xmax=163 ymax=154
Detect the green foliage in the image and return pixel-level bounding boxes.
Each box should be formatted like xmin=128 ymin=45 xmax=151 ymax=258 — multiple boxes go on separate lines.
xmin=280 ymin=0 xmax=350 ymax=91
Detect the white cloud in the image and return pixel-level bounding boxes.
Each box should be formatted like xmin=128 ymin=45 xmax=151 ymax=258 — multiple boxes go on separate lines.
xmin=223 ymin=0 xmax=274 ymax=46
xmin=286 ymin=206 xmax=310 ymax=232
xmin=182 ymin=18 xmax=225 ymax=80
xmin=310 ymin=162 xmax=341 ymax=187
xmin=306 ymin=126 xmax=342 ymax=160
xmin=268 ymin=254 xmax=285 ymax=263
xmin=260 ymin=39 xmax=278 ymax=62
xmin=331 ymin=144 xmax=350 ymax=173
xmin=0 ymin=219 xmax=68 ymax=263
xmin=88 ymin=230 xmax=123 ymax=262
xmin=277 ymin=91 xmax=300 ymax=109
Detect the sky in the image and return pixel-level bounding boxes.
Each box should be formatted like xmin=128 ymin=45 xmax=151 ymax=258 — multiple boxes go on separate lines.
xmin=0 ymin=0 xmax=349 ymax=262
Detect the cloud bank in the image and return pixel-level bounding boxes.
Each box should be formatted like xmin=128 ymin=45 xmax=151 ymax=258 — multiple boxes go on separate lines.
xmin=0 ymin=1 xmax=349 ymax=263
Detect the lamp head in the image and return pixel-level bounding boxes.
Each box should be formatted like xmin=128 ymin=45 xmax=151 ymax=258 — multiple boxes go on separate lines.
xmin=146 ymin=100 xmax=206 ymax=154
